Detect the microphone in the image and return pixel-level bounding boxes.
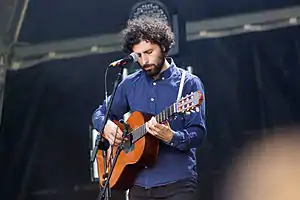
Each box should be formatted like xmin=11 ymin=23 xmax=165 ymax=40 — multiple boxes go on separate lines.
xmin=109 ymin=52 xmax=138 ymax=67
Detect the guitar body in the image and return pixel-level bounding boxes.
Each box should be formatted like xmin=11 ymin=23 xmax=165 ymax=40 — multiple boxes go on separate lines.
xmin=96 ymin=111 xmax=159 ymax=190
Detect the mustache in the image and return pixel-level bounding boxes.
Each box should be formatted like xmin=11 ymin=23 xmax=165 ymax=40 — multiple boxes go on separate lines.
xmin=142 ymin=64 xmax=156 ymax=68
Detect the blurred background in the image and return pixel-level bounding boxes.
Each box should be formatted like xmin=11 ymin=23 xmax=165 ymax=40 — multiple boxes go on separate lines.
xmin=0 ymin=0 xmax=300 ymax=200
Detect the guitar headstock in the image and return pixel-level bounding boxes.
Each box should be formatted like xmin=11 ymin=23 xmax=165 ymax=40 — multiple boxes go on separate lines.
xmin=176 ymin=91 xmax=203 ymax=113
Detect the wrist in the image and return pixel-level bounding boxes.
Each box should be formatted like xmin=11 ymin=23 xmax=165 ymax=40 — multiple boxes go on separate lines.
xmin=165 ymin=130 xmax=174 ymax=143
xmin=166 ymin=130 xmax=183 ymax=147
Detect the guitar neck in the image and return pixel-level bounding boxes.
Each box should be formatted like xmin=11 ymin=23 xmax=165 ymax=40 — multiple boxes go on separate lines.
xmin=131 ymin=103 xmax=177 ymax=143
xmin=155 ymin=103 xmax=177 ymax=123
xmin=129 ymin=90 xmax=203 ymax=144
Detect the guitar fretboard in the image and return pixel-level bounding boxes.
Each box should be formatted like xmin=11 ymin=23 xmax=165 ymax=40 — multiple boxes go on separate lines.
xmin=131 ymin=103 xmax=177 ymax=143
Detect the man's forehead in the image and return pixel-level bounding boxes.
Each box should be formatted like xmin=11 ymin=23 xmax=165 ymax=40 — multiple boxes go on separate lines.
xmin=132 ymin=40 xmax=157 ymax=53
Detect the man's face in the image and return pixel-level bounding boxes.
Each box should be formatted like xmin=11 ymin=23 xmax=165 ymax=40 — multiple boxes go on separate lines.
xmin=132 ymin=40 xmax=165 ymax=78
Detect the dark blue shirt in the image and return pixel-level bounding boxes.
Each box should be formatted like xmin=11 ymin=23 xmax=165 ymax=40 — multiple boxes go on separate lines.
xmin=92 ymin=58 xmax=206 ymax=189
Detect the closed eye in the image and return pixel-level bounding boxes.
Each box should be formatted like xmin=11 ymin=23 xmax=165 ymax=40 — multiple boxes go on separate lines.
xmin=136 ymin=50 xmax=153 ymax=58
xmin=145 ymin=50 xmax=153 ymax=54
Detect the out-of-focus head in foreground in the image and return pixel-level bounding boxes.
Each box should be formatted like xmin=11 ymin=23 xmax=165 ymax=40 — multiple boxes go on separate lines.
xmin=219 ymin=125 xmax=300 ymax=200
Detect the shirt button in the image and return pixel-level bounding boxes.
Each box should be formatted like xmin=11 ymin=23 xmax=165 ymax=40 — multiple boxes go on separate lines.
xmin=162 ymin=77 xmax=165 ymax=80
xmin=153 ymin=82 xmax=156 ymax=86
xmin=151 ymin=98 xmax=154 ymax=102
xmin=170 ymin=142 xmax=174 ymax=146
xmin=145 ymin=166 xmax=148 ymax=169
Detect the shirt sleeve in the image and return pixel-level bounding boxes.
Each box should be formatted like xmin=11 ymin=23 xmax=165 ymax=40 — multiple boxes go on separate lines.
xmin=166 ymin=76 xmax=207 ymax=151
xmin=92 ymin=79 xmax=130 ymax=132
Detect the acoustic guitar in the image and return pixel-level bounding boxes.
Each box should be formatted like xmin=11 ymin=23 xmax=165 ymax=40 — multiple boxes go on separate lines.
xmin=96 ymin=90 xmax=203 ymax=190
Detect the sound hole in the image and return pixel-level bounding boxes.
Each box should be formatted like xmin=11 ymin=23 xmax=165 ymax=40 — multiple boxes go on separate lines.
xmin=123 ymin=140 xmax=135 ymax=153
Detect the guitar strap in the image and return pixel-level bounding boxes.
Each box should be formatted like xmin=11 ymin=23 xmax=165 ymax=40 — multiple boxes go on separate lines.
xmin=177 ymin=68 xmax=186 ymax=101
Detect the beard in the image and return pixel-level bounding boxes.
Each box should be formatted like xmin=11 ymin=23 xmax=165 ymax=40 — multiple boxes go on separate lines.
xmin=142 ymin=53 xmax=165 ymax=78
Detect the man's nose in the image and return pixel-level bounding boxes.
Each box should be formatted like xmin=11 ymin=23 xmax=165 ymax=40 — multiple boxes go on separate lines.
xmin=141 ymin=54 xmax=149 ymax=65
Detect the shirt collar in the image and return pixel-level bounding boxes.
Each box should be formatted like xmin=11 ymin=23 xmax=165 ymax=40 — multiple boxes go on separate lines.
xmin=159 ymin=57 xmax=176 ymax=80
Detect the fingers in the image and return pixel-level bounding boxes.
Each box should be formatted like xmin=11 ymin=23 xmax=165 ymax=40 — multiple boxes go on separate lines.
xmin=111 ymin=128 xmax=124 ymax=145
xmin=149 ymin=124 xmax=161 ymax=133
xmin=105 ymin=127 xmax=124 ymax=146
xmin=106 ymin=133 xmax=122 ymax=146
xmin=146 ymin=117 xmax=167 ymax=132
xmin=146 ymin=117 xmax=155 ymax=133
xmin=146 ymin=117 xmax=173 ymax=142
xmin=153 ymin=123 xmax=168 ymax=131
xmin=146 ymin=117 xmax=163 ymax=137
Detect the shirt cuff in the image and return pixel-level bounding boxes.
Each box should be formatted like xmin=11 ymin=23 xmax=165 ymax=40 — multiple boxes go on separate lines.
xmin=166 ymin=130 xmax=184 ymax=147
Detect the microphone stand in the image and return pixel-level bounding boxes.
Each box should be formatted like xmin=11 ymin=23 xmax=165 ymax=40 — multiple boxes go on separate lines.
xmin=98 ymin=121 xmax=130 ymax=200
xmin=90 ymin=65 xmax=125 ymax=200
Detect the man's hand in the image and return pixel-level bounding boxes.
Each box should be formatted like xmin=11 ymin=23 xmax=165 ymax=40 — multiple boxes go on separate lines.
xmin=103 ymin=120 xmax=123 ymax=146
xmin=146 ymin=117 xmax=174 ymax=143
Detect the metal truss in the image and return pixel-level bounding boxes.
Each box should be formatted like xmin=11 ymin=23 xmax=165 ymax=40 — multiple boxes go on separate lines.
xmin=9 ymin=5 xmax=300 ymax=70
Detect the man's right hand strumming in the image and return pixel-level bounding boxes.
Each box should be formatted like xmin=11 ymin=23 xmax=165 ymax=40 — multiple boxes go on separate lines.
xmin=103 ymin=120 xmax=123 ymax=146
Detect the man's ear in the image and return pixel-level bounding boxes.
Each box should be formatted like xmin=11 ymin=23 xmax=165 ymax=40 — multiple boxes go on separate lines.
xmin=160 ymin=46 xmax=168 ymax=58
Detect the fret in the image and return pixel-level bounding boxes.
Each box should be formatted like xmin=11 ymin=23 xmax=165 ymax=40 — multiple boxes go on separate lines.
xmin=132 ymin=127 xmax=139 ymax=142
xmin=132 ymin=128 xmax=138 ymax=142
xmin=155 ymin=115 xmax=159 ymax=123
xmin=132 ymin=124 xmax=147 ymax=143
xmin=165 ymin=109 xmax=168 ymax=120
xmin=141 ymin=125 xmax=145 ymax=137
xmin=132 ymin=131 xmax=138 ymax=142
xmin=173 ymin=103 xmax=177 ymax=113
xmin=173 ymin=103 xmax=176 ymax=114
xmin=169 ymin=105 xmax=173 ymax=116
xmin=139 ymin=126 xmax=143 ymax=138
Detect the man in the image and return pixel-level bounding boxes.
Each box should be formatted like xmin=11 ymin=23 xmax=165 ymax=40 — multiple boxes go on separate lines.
xmin=92 ymin=16 xmax=206 ymax=200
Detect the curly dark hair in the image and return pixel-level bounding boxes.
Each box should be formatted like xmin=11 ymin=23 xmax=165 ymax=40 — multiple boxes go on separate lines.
xmin=121 ymin=16 xmax=175 ymax=54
